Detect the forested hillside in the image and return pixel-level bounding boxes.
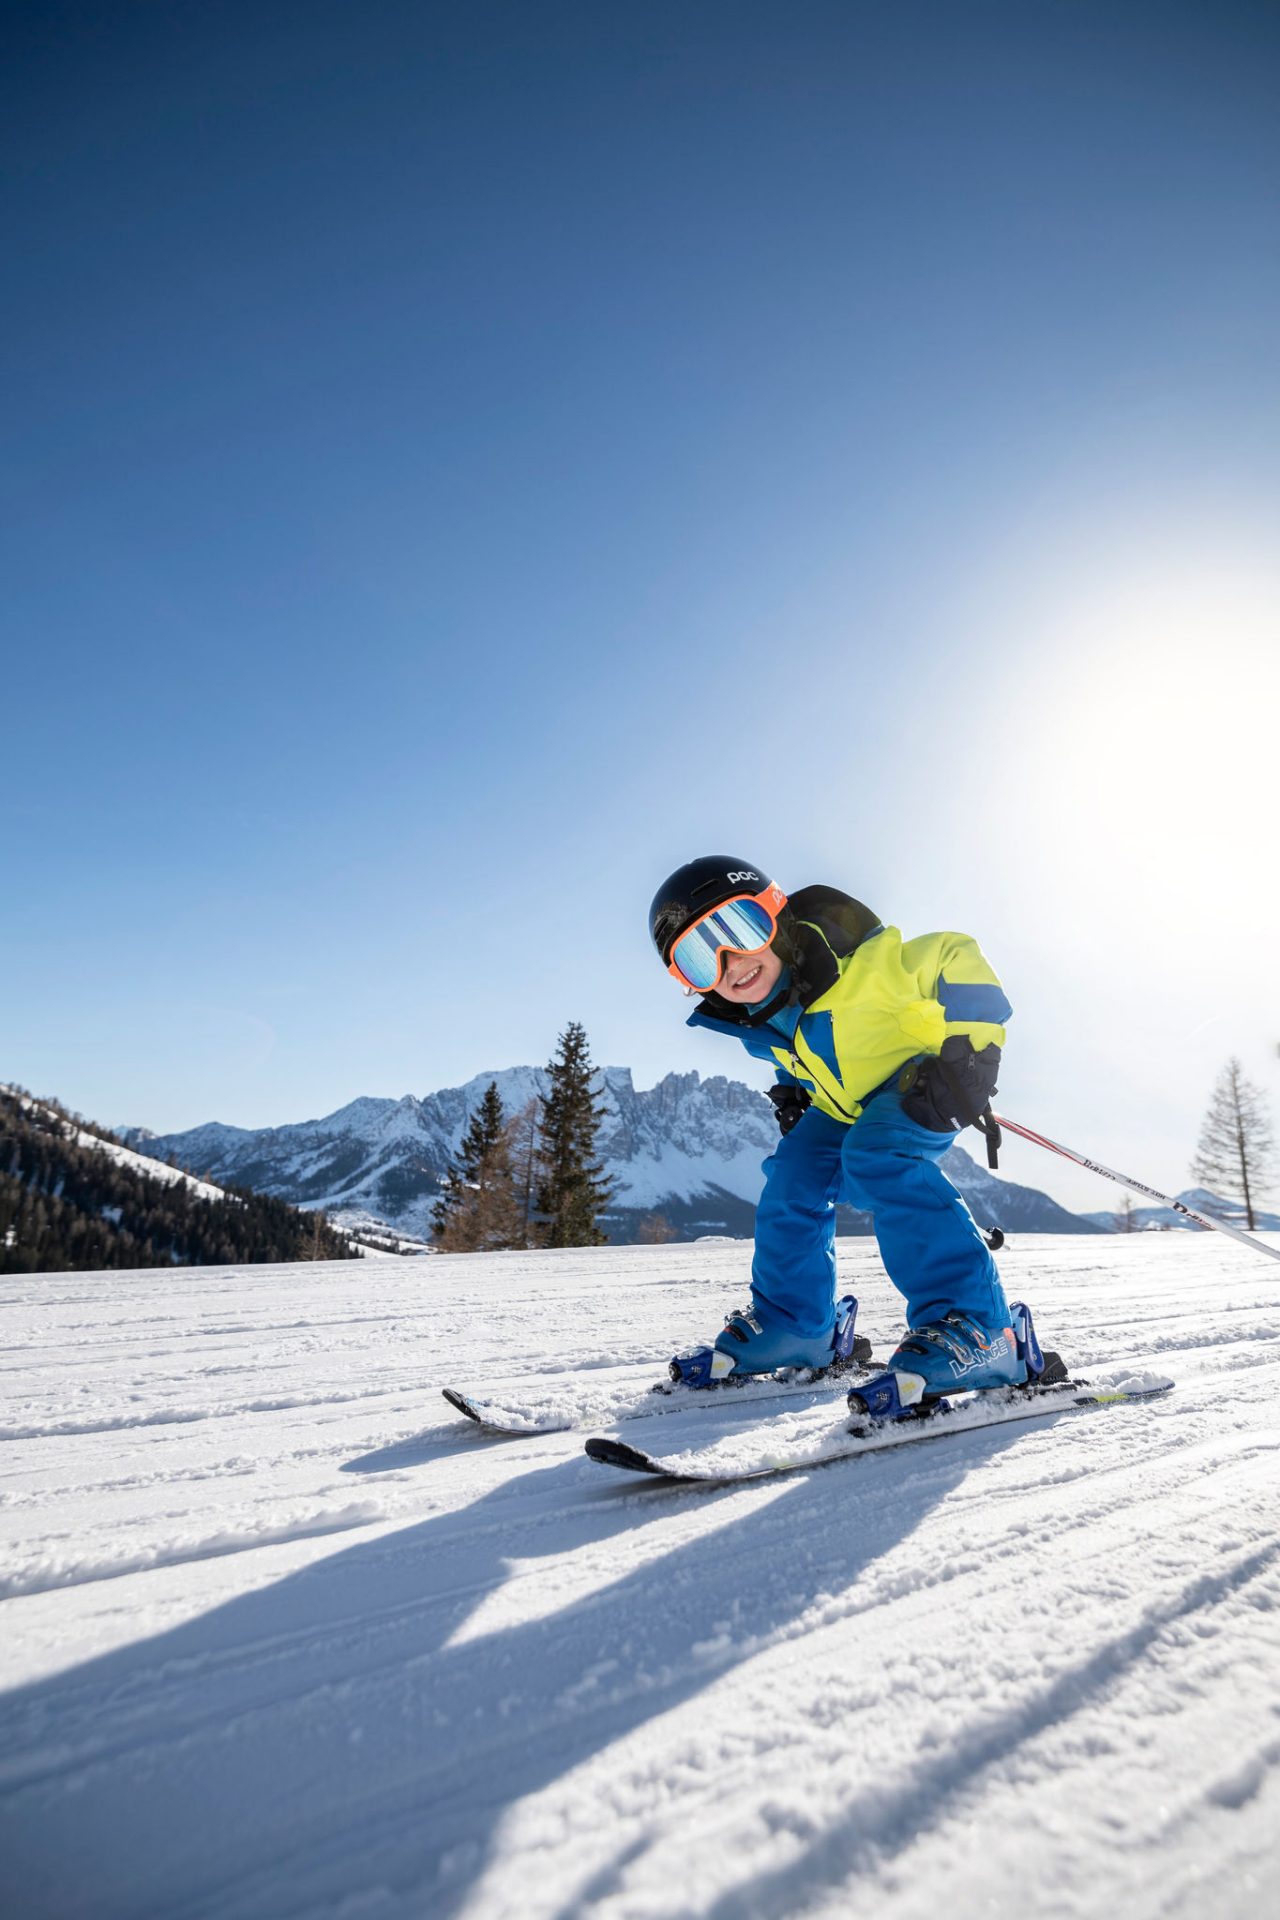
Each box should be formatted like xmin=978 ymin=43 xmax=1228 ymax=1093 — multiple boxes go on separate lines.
xmin=0 ymin=1088 xmax=358 ymax=1274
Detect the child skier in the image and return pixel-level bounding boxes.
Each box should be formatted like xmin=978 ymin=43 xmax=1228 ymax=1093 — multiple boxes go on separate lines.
xmin=649 ymin=856 xmax=1038 ymax=1413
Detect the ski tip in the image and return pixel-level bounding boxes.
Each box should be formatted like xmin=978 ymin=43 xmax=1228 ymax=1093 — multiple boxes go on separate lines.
xmin=584 ymin=1436 xmax=668 ymax=1475
xmin=441 ymin=1388 xmax=483 ymax=1424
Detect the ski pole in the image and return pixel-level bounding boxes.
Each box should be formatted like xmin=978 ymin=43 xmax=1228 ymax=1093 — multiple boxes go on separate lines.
xmin=992 ymin=1111 xmax=1280 ymax=1266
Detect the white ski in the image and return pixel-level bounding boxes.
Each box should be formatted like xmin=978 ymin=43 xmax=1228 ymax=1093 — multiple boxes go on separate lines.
xmin=441 ymin=1360 xmax=879 ymax=1437
xmin=583 ymin=1370 xmax=1175 ymax=1481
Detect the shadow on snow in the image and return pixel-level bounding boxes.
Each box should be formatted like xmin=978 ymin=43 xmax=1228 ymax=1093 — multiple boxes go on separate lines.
xmin=1 ymin=1423 xmax=1034 ymax=1919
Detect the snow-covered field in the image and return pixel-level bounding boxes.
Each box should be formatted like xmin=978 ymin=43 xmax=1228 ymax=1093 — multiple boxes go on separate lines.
xmin=3 ymin=1235 xmax=1280 ymax=1920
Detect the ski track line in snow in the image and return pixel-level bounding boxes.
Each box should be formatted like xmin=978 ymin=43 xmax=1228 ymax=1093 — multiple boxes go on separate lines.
xmin=0 ymin=1500 xmax=396 ymax=1599
xmin=0 ymin=1432 xmax=383 ymax=1504
xmin=0 ymin=1382 xmax=421 ymax=1442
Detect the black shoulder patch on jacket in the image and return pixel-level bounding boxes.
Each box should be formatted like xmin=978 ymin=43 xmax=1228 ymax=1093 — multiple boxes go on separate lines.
xmin=785 ymin=886 xmax=881 ymax=960
xmin=779 ymin=887 xmax=882 ymax=1004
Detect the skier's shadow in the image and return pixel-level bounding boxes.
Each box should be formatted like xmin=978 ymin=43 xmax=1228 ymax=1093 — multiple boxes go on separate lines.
xmin=342 ymin=1424 xmax=463 ymax=1472
xmin=1 ymin=1423 xmax=1027 ymax=1919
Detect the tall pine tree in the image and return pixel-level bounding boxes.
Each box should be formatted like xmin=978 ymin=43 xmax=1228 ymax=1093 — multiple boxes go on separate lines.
xmin=431 ymin=1082 xmax=522 ymax=1251
xmin=535 ymin=1023 xmax=615 ymax=1247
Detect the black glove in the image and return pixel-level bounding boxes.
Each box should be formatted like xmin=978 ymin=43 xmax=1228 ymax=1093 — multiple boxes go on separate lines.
xmin=766 ymin=1083 xmax=812 ymax=1135
xmin=900 ymin=1035 xmax=1000 ymax=1133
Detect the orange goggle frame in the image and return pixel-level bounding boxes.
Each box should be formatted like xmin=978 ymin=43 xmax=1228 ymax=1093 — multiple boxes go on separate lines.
xmin=666 ymin=882 xmax=788 ymax=992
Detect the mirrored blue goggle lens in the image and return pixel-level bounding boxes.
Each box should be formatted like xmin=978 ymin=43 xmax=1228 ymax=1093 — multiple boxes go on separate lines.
xmin=671 ymin=898 xmax=775 ymax=989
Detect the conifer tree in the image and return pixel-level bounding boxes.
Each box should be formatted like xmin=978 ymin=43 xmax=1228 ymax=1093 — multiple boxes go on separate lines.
xmin=432 ymin=1082 xmax=522 ymax=1251
xmin=535 ymin=1023 xmax=615 ymax=1247
xmin=1190 ymin=1057 xmax=1276 ymax=1231
xmin=0 ymin=1088 xmax=358 ymax=1273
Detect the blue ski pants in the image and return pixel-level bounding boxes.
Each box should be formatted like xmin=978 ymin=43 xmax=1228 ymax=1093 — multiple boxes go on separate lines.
xmin=750 ymin=1093 xmax=1009 ymax=1337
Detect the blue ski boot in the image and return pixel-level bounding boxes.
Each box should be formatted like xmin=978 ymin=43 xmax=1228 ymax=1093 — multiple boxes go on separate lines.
xmin=848 ymin=1303 xmax=1040 ymax=1422
xmin=671 ymin=1294 xmax=867 ymax=1388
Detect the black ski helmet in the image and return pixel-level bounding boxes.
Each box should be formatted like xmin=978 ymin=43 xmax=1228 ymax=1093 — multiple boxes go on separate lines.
xmin=648 ymin=856 xmax=782 ymax=965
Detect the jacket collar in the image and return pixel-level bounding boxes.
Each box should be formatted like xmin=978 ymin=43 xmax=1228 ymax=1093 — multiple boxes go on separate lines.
xmin=687 ymin=976 xmax=794 ymax=1034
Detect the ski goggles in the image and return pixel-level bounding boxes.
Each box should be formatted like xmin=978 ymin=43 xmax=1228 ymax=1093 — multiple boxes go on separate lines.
xmin=667 ymin=883 xmax=787 ymax=992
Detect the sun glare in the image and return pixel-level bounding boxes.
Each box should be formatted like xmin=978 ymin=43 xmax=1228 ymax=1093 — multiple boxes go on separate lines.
xmin=999 ymin=552 xmax=1278 ymax=921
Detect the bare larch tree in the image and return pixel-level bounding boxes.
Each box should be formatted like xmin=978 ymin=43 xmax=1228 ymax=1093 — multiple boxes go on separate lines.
xmin=1190 ymin=1057 xmax=1276 ymax=1231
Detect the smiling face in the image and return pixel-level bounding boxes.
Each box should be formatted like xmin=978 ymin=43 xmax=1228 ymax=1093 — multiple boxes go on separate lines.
xmin=711 ymin=941 xmax=784 ymax=1005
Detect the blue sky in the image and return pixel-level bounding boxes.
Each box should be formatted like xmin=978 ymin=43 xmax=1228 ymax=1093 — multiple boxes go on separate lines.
xmin=4 ymin=1 xmax=1278 ymax=1210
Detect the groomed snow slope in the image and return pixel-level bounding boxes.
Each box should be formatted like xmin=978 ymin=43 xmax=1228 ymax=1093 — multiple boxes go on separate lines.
xmin=3 ymin=1236 xmax=1279 ymax=1920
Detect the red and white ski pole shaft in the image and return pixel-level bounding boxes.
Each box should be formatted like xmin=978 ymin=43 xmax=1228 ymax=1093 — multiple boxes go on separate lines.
xmin=992 ymin=1111 xmax=1280 ymax=1266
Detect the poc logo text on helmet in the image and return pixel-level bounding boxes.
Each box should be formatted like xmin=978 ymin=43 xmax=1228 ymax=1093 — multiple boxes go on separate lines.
xmin=726 ymin=870 xmax=759 ymax=884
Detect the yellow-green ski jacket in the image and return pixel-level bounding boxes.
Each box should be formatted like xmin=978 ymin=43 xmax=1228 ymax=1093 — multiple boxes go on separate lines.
xmin=686 ymin=885 xmax=1010 ymax=1126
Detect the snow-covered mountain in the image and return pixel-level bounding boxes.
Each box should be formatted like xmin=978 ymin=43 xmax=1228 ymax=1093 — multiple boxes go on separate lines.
xmin=127 ymin=1068 xmax=1104 ymax=1241
xmin=1082 ymin=1186 xmax=1280 ymax=1233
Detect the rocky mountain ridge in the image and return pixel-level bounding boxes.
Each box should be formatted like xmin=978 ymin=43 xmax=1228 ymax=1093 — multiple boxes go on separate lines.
xmin=127 ymin=1067 xmax=1108 ymax=1243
